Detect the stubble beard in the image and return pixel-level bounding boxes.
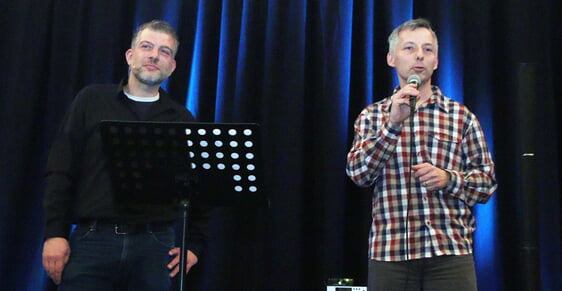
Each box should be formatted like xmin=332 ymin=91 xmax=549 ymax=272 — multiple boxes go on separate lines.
xmin=132 ymin=68 xmax=167 ymax=87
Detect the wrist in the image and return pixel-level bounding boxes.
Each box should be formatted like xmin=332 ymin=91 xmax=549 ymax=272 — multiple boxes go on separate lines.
xmin=444 ymin=170 xmax=456 ymax=191
xmin=388 ymin=120 xmax=403 ymax=129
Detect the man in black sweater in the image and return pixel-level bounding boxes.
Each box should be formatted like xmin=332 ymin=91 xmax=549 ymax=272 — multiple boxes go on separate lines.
xmin=42 ymin=20 xmax=209 ymax=290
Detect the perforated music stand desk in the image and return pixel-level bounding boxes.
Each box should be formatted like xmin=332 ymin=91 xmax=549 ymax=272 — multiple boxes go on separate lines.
xmin=100 ymin=120 xmax=266 ymax=290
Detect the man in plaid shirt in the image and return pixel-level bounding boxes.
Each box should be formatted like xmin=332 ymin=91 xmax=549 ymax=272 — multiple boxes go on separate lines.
xmin=346 ymin=18 xmax=497 ymax=290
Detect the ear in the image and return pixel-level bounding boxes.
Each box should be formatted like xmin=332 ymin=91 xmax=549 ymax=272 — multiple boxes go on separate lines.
xmin=387 ymin=52 xmax=395 ymax=67
xmin=170 ymin=59 xmax=177 ymax=74
xmin=433 ymin=56 xmax=439 ymax=70
xmin=125 ymin=49 xmax=133 ymax=66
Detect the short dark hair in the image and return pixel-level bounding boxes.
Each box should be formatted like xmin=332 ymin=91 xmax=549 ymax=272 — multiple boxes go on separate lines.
xmin=388 ymin=18 xmax=438 ymax=55
xmin=131 ymin=20 xmax=179 ymax=56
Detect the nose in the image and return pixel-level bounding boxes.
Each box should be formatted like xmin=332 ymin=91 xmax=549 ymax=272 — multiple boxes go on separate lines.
xmin=148 ymin=48 xmax=159 ymax=62
xmin=415 ymin=48 xmax=424 ymax=60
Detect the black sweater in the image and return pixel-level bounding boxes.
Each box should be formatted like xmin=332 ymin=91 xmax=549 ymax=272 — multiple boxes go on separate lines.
xmin=44 ymin=81 xmax=209 ymax=257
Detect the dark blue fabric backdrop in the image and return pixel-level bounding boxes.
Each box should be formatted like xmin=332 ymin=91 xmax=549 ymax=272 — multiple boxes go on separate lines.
xmin=0 ymin=0 xmax=560 ymax=290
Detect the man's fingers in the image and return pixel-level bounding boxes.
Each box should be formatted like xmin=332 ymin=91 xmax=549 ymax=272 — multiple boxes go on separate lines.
xmin=412 ymin=162 xmax=431 ymax=170
xmin=169 ymin=265 xmax=179 ymax=277
xmin=168 ymin=248 xmax=199 ymax=277
xmin=44 ymin=258 xmax=62 ymax=284
xmin=168 ymin=259 xmax=194 ymax=277
xmin=168 ymin=247 xmax=180 ymax=256
xmin=52 ymin=271 xmax=62 ymax=285
xmin=167 ymin=247 xmax=180 ymax=269
xmin=168 ymin=247 xmax=180 ymax=277
xmin=167 ymin=256 xmax=179 ymax=269
xmin=412 ymin=164 xmax=432 ymax=179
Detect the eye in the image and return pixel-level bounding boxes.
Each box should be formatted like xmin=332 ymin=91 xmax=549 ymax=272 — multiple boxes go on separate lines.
xmin=160 ymin=48 xmax=173 ymax=56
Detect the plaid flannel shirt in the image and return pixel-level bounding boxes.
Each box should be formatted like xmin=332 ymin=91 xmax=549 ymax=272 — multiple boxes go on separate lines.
xmin=346 ymin=86 xmax=497 ymax=261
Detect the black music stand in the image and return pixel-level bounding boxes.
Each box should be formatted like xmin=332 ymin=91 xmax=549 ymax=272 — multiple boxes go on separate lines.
xmin=100 ymin=120 xmax=266 ymax=290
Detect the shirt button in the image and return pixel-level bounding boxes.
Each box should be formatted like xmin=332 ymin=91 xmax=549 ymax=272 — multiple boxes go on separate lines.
xmin=426 ymin=220 xmax=432 ymax=226
xmin=423 ymin=196 xmax=428 ymax=201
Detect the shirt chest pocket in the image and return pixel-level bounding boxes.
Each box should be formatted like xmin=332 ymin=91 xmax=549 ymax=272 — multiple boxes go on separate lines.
xmin=422 ymin=131 xmax=462 ymax=168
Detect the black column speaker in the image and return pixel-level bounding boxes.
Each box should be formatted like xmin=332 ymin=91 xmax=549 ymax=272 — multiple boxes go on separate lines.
xmin=515 ymin=62 xmax=540 ymax=291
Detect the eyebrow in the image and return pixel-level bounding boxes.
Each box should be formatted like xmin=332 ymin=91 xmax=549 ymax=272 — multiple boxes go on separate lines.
xmin=138 ymin=40 xmax=152 ymax=46
xmin=138 ymin=41 xmax=174 ymax=54
xmin=401 ymin=41 xmax=434 ymax=47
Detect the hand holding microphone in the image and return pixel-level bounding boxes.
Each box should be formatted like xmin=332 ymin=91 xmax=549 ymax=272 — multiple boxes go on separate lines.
xmin=406 ymin=75 xmax=421 ymax=115
xmin=389 ymin=74 xmax=422 ymax=125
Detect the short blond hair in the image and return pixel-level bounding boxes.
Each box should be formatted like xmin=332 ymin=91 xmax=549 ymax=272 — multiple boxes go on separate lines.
xmin=388 ymin=18 xmax=438 ymax=55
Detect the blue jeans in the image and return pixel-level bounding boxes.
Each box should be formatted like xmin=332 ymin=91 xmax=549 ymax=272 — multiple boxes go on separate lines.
xmin=59 ymin=225 xmax=175 ymax=291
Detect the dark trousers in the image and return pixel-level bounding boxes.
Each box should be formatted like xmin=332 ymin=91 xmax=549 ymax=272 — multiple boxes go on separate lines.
xmin=368 ymin=254 xmax=477 ymax=291
xmin=59 ymin=225 xmax=175 ymax=291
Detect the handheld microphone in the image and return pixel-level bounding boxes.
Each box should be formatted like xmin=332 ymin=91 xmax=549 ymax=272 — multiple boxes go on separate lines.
xmin=407 ymin=75 xmax=421 ymax=115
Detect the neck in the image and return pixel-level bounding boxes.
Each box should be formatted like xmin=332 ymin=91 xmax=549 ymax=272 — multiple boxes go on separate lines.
xmin=125 ymin=76 xmax=160 ymax=97
xmin=417 ymin=82 xmax=433 ymax=103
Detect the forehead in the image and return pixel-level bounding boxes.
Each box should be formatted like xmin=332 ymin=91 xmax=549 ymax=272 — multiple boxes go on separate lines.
xmin=397 ymin=28 xmax=436 ymax=45
xmin=136 ymin=29 xmax=175 ymax=48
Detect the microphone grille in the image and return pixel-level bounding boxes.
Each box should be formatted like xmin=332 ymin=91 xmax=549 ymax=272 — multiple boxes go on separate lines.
xmin=407 ymin=75 xmax=421 ymax=85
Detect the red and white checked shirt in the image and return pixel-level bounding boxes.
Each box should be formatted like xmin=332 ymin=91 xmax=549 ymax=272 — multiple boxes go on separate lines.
xmin=346 ymin=86 xmax=497 ymax=262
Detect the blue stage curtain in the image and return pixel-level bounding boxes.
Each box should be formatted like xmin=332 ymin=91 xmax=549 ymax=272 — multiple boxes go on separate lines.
xmin=0 ymin=0 xmax=559 ymax=290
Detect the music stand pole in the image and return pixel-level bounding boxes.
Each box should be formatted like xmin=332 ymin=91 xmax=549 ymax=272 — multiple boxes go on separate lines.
xmin=179 ymin=198 xmax=190 ymax=290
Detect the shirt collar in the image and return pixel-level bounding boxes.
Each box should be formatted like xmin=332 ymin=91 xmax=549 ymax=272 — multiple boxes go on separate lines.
xmin=115 ymin=78 xmax=168 ymax=101
xmin=115 ymin=78 xmax=181 ymax=115
xmin=384 ymin=85 xmax=449 ymax=113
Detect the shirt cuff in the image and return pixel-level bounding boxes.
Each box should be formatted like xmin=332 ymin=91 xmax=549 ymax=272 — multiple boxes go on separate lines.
xmin=444 ymin=170 xmax=459 ymax=193
xmin=384 ymin=121 xmax=403 ymax=138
